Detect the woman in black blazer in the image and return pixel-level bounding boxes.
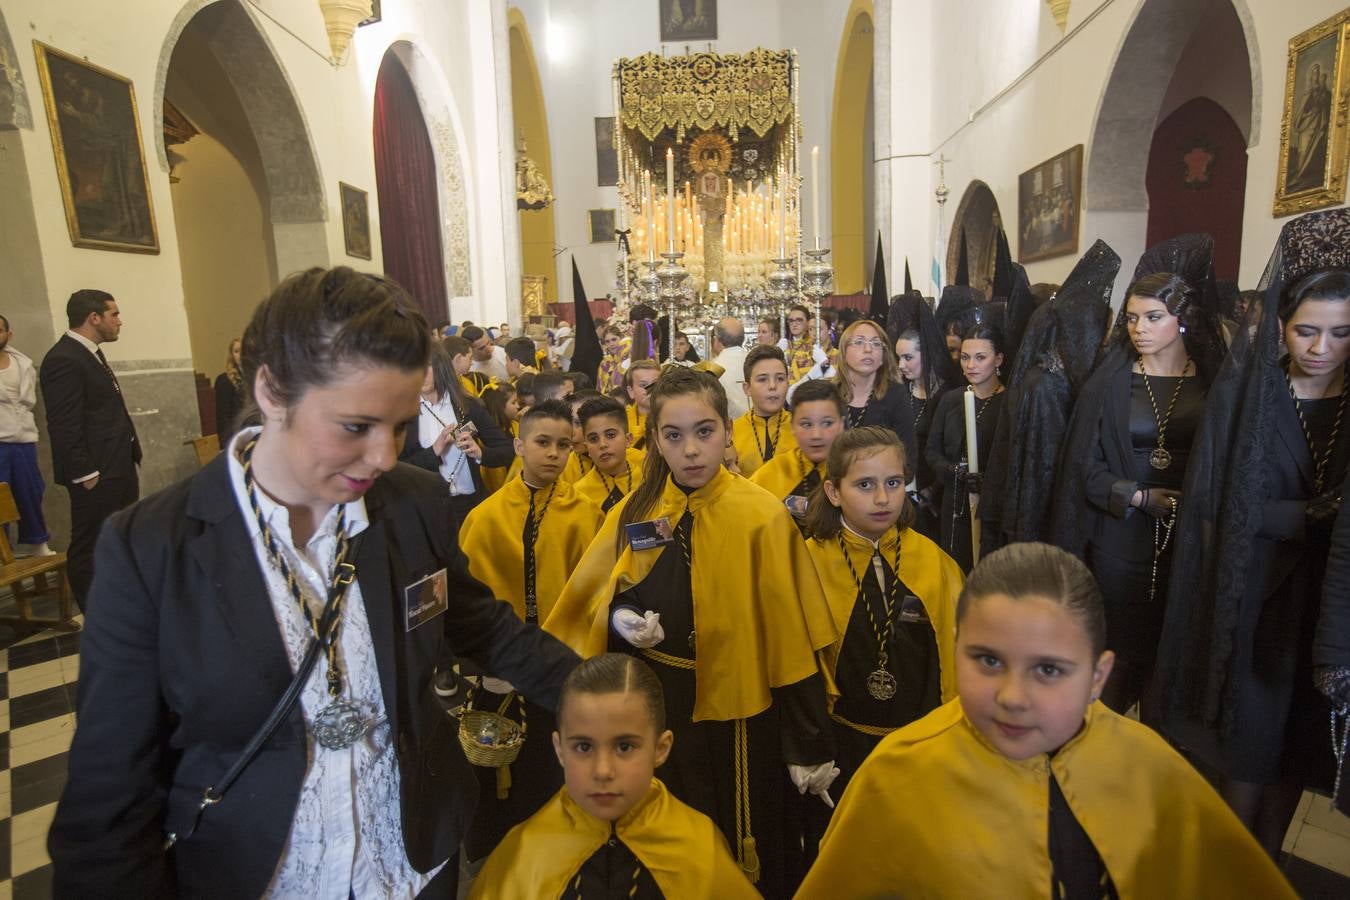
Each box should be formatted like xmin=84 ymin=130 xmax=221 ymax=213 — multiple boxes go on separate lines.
xmin=213 ymin=337 xmax=246 ymax=442
xmin=829 ymin=318 xmax=918 ymax=471
xmin=401 ymin=341 xmax=514 ymax=530
xmin=48 ymin=268 xmax=578 ymax=898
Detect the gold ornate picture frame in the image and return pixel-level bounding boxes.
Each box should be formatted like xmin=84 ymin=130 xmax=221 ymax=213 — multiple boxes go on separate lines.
xmin=339 ymin=182 xmax=372 ymax=260
xmin=33 ymin=41 xmax=158 ymax=253
xmin=1275 ymin=10 xmax=1350 ymax=217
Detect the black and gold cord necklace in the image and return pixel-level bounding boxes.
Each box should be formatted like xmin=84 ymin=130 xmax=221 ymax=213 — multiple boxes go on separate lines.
xmin=1138 ymin=358 xmax=1191 ymax=471
xmin=1286 ymin=365 xmax=1347 ymax=494
xmin=522 ymin=480 xmax=559 ymax=623
xmin=749 ymin=411 xmax=784 ymax=462
xmin=837 ymin=532 xmax=902 ymax=701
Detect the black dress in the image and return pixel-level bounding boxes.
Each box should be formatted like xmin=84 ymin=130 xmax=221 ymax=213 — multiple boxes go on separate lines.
xmin=846 ymin=382 xmax=918 ymax=479
xmin=1083 ymin=368 xmax=1205 ymax=714
xmin=609 ymin=509 xmax=830 ymax=899
xmin=903 ymin=382 xmax=946 ymax=541
xmin=925 ymin=388 xmax=1008 ymax=572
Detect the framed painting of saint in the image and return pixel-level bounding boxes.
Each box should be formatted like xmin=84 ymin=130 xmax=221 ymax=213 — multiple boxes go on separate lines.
xmin=340 ymin=182 xmax=372 ymax=260
xmin=33 ymin=42 xmax=158 ymax=253
xmin=1274 ymin=10 xmax=1350 ymax=216
xmin=660 ymin=0 xmax=717 ymax=43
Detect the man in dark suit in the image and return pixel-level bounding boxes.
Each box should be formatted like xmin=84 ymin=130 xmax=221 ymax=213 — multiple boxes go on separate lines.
xmin=39 ymin=289 xmax=141 ymax=609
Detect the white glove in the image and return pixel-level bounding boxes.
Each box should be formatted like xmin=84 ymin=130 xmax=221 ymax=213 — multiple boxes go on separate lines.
xmin=480 ymin=676 xmax=515 ymax=694
xmin=611 ymin=608 xmax=665 ymax=649
xmin=789 ymin=761 xmax=841 ymax=808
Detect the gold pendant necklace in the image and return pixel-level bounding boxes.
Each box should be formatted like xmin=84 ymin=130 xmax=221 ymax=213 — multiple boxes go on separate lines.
xmin=837 ymin=533 xmax=901 ymax=701
xmin=1139 ymin=359 xmax=1191 ymax=471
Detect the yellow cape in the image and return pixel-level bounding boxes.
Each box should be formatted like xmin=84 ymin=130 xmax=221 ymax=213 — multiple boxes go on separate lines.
xmin=796 ymin=698 xmax=1297 ymax=899
xmin=731 ymin=410 xmax=798 ymax=478
xmin=625 ymin=405 xmax=649 ymax=450
xmin=572 ymin=447 xmax=646 ymax=510
xmin=807 ymin=525 xmax=962 ymax=706
xmin=468 ymin=779 xmax=757 ymax=900
xmin=480 ymin=419 xmax=518 ymax=494
xmin=748 ymin=446 xmax=821 ymax=501
xmin=544 ymin=467 xmax=838 ymax=722
xmin=560 ymin=450 xmax=594 ymax=485
xmin=459 ymin=475 xmax=604 ymax=623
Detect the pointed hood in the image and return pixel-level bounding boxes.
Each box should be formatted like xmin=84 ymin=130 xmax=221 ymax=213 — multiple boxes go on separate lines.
xmin=954 ymin=228 xmax=970 ymax=287
xmin=904 ymin=258 xmax=913 ymax=295
xmin=569 ymin=257 xmax=603 ymax=381
xmin=868 ymin=233 xmax=889 ymax=324
xmin=992 ymin=228 xmax=1014 ymax=300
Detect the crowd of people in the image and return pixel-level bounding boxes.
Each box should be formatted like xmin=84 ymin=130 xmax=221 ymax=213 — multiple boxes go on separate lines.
xmin=41 ymin=206 xmax=1349 ymax=898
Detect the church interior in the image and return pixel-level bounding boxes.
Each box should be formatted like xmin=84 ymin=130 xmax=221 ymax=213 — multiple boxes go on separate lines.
xmin=1 ymin=0 xmax=1350 ymax=896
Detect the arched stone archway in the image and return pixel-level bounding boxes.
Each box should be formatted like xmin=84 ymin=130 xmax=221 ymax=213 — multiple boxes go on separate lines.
xmin=947 ymin=181 xmax=1002 ymax=296
xmin=155 ymin=0 xmax=327 ymax=277
xmin=1085 ymin=0 xmax=1258 ymax=293
xmin=831 ymin=0 xmax=874 ymax=293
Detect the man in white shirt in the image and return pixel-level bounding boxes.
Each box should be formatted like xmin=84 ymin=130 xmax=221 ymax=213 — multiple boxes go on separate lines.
xmin=711 ymin=317 xmax=750 ymax=420
xmin=0 ymin=315 xmax=52 ymax=556
xmin=462 ymin=325 xmax=509 ymax=383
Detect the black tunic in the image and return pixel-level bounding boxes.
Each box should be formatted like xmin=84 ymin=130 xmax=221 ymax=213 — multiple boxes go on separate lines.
xmin=561 ymin=832 xmax=663 ymax=900
xmin=1048 ymin=772 xmax=1118 ymax=899
xmin=903 ymin=383 xmax=945 ymax=541
xmin=925 ymin=388 xmax=1007 ymax=572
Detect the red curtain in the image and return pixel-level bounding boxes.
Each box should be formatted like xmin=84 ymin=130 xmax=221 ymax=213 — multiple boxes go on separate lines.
xmin=373 ymin=55 xmax=448 ymax=325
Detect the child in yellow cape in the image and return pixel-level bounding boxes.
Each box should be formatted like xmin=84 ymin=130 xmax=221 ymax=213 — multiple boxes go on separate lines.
xmin=750 ymin=379 xmax=844 ymax=533
xmin=573 ymin=396 xmax=646 ymax=513
xmin=468 ymin=654 xmax=757 ymax=899
xmin=559 ymin=390 xmax=601 ymax=484
xmin=795 ymin=543 xmax=1297 ymax=899
xmin=544 ymin=367 xmax=838 ymax=897
xmin=623 ymin=360 xmax=661 ymax=452
xmin=732 ymin=345 xmax=798 ymax=477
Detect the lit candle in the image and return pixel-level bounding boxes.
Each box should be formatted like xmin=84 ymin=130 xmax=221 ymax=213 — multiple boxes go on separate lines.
xmin=778 ymin=176 xmax=786 ymax=258
xmin=811 ymin=146 xmax=821 ymax=249
xmin=666 ymin=148 xmax=675 ymax=254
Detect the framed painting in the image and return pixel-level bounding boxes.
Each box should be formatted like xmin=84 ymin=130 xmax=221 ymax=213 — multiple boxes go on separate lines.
xmin=1018 ymin=144 xmax=1082 ymax=264
xmin=588 ymin=209 xmax=616 ymax=244
xmin=340 ymin=182 xmax=372 ymax=260
xmin=33 ymin=42 xmax=158 ymax=253
xmin=660 ymin=0 xmax=717 ymax=43
xmin=1274 ymin=9 xmax=1350 ymax=217
xmin=595 ymin=116 xmax=618 ymax=186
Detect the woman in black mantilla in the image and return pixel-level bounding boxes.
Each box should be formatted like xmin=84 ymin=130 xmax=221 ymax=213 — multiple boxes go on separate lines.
xmin=1154 ymin=209 xmax=1350 ymax=858
xmin=925 ymin=321 xmax=1008 ymax=572
xmin=1052 ymin=235 xmax=1225 ymax=718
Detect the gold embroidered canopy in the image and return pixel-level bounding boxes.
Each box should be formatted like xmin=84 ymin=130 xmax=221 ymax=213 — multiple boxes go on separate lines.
xmin=617 ymin=49 xmax=793 ymax=143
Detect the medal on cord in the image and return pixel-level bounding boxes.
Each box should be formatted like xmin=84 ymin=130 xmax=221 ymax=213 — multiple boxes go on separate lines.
xmin=837 ymin=533 xmax=901 ymax=701
xmin=1139 ymin=358 xmax=1191 ymax=471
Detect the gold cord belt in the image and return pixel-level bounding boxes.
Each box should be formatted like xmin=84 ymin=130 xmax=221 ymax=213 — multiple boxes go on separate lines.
xmin=829 ymin=710 xmax=898 ymax=738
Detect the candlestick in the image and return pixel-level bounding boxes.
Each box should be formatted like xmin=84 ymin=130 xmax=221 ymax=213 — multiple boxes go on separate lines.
xmin=666 ymin=149 xmax=675 ymax=255
xmin=964 ymin=387 xmax=982 ymax=563
xmin=811 ymin=146 xmax=821 ymax=250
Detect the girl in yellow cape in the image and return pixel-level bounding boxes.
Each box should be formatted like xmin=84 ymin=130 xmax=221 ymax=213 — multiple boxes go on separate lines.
xmin=468 ymin=653 xmax=757 ymax=899
xmin=544 ymin=367 xmax=839 ymax=898
xmin=750 ymin=379 xmax=844 ymax=534
xmin=795 ymin=543 xmax=1297 ymax=899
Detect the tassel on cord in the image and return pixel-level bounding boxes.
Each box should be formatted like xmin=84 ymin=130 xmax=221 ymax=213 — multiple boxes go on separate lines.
xmin=496 ymin=763 xmax=512 ymax=800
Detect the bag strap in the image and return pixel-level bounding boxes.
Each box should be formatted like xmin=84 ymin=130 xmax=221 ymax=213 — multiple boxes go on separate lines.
xmin=164 ymin=531 xmax=366 ymax=849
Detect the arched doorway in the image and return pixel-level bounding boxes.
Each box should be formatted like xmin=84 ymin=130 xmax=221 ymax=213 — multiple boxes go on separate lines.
xmin=374 ymin=51 xmax=449 ymax=326
xmin=1085 ymin=0 xmax=1256 ymax=293
xmin=831 ymin=0 xmax=874 ymax=293
xmin=508 ymin=8 xmax=557 ymax=306
xmin=947 ymin=181 xmax=1002 ymax=296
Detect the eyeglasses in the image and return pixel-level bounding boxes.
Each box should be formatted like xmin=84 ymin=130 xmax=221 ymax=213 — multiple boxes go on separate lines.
xmin=847 ymin=338 xmax=886 ymax=350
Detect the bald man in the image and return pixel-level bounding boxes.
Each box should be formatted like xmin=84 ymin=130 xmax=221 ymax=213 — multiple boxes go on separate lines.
xmin=711 ymin=317 xmax=749 ymax=419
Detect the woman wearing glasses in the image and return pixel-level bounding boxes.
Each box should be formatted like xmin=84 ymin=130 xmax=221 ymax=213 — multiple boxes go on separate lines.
xmin=779 ymin=304 xmax=829 ymax=381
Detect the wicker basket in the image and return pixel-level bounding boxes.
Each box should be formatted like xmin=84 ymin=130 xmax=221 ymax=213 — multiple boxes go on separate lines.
xmin=455 ymin=683 xmax=527 ymax=768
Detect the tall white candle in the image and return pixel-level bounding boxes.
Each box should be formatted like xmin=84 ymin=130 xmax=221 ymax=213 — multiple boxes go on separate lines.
xmin=963 ymin=388 xmax=979 ymax=474
xmin=778 ymin=176 xmax=786 ymax=258
xmin=811 ymin=145 xmax=821 ymax=249
xmin=666 ymin=148 xmax=675 ymax=254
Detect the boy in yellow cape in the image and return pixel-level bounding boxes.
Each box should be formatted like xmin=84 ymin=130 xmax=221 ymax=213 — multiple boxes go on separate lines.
xmin=559 ymin=390 xmax=601 ymax=485
xmin=469 ymin=654 xmax=756 ymax=899
xmin=750 ymin=379 xmax=844 ymax=533
xmin=796 ymin=544 xmax=1296 ymax=899
xmin=623 ymin=360 xmax=660 ymax=451
xmin=458 ymin=399 xmax=605 ymax=862
xmin=732 ymin=344 xmax=799 ymax=478
xmin=573 ymin=396 xmax=646 ymax=513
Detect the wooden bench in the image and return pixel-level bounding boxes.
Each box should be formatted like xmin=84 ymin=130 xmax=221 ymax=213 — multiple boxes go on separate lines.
xmin=0 ymin=482 xmax=78 ymax=632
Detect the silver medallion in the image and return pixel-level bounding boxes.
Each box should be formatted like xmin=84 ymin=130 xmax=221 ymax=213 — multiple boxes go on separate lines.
xmin=1149 ymin=447 xmax=1172 ymax=471
xmin=313 ymin=698 xmax=371 ymax=750
xmin=866 ymin=669 xmax=897 ymax=701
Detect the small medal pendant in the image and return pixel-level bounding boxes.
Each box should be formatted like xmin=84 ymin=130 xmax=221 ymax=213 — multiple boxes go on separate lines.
xmin=1149 ymin=447 xmax=1172 ymax=471
xmin=866 ymin=669 xmax=897 ymax=701
xmin=313 ymin=698 xmax=370 ymax=749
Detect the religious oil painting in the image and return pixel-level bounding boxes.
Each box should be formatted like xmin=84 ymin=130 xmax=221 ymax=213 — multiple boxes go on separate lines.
xmin=588 ymin=209 xmax=616 ymax=244
xmin=34 ymin=42 xmax=158 ymax=253
xmin=1017 ymin=145 xmax=1082 ymax=264
xmin=660 ymin=0 xmax=717 ymax=43
xmin=340 ymin=182 xmax=372 ymax=260
xmin=1275 ymin=10 xmax=1350 ymax=216
xmin=595 ymin=116 xmax=618 ymax=186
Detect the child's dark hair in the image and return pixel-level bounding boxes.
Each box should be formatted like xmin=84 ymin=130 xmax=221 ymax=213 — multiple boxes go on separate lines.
xmin=791 ymin=379 xmax=845 ymax=417
xmin=519 ymin=398 xmax=574 ymax=434
xmin=625 ymin=358 xmax=662 ymax=389
xmin=558 ymin=653 xmax=667 ymax=732
xmin=616 ymin=368 xmax=729 ymax=552
xmin=568 ymin=388 xmax=604 ymax=410
xmin=481 ymin=383 xmax=517 ymax=434
xmin=805 ymin=426 xmax=914 ymax=539
xmin=743 ymin=343 xmax=789 ymax=382
xmin=956 ymin=542 xmax=1106 ymax=657
xmin=505 ymin=337 xmax=537 ymax=367
xmin=443 ymin=335 xmax=471 ymax=360
xmin=515 ymin=371 xmax=537 ymax=401
xmin=533 ymin=371 xmax=569 ymax=402
xmin=564 ymin=371 xmax=595 ymax=391
xmin=579 ymin=395 xmax=629 ymax=432
xmin=241 ymin=267 xmax=430 ymax=411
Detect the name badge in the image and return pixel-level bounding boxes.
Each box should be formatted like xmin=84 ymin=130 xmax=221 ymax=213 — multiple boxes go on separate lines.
xmin=899 ymin=594 xmax=929 ymax=624
xmin=625 ymin=517 xmax=675 ymax=551
xmin=784 ymin=495 xmax=809 ymax=518
xmin=405 ymin=568 xmax=449 ymax=632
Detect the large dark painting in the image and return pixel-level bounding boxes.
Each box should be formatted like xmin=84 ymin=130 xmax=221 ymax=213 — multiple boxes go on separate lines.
xmin=1018 ymin=145 xmax=1082 ymax=264
xmin=660 ymin=0 xmax=717 ymax=43
xmin=34 ymin=42 xmax=158 ymax=253
xmin=1275 ymin=10 xmax=1350 ymax=216
xmin=595 ymin=116 xmax=618 ymax=186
